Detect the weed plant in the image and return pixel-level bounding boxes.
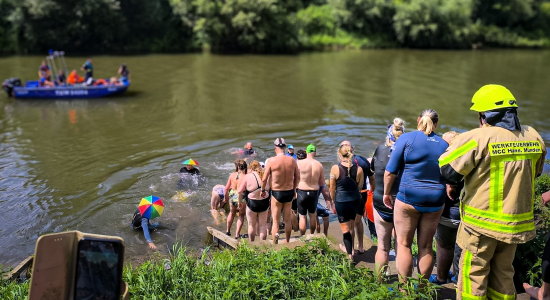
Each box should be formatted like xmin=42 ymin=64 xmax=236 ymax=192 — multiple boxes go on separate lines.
xmin=124 ymin=238 xmax=438 ymax=299
xmin=0 ymin=278 xmax=29 ymax=300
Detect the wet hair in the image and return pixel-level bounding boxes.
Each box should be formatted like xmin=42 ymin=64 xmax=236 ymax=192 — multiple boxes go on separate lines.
xmin=442 ymin=131 xmax=460 ymax=144
xmin=418 ymin=109 xmax=439 ymax=136
xmin=296 ymin=149 xmax=307 ymax=160
xmin=337 ymin=144 xmax=353 ymax=177
xmin=385 ymin=118 xmax=405 ymax=147
xmin=234 ymin=159 xmax=248 ymax=174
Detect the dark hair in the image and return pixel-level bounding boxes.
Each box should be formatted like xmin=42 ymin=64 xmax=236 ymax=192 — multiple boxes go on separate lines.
xmin=234 ymin=159 xmax=247 ymax=173
xmin=296 ymin=149 xmax=307 ymax=160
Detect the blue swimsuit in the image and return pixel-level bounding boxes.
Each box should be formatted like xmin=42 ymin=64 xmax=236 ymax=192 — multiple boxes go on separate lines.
xmin=385 ymin=131 xmax=449 ymax=211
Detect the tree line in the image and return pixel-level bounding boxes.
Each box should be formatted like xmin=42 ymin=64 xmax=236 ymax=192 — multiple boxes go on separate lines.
xmin=1 ymin=0 xmax=549 ymax=55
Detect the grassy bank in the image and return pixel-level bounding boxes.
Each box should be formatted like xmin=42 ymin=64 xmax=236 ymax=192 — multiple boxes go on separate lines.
xmin=1 ymin=239 xmax=438 ymax=299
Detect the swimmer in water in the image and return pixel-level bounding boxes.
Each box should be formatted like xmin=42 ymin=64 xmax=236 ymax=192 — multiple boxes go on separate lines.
xmin=131 ymin=209 xmax=158 ymax=250
xmin=225 ymin=159 xmax=247 ymax=238
xmin=261 ymin=138 xmax=300 ymax=244
xmin=180 ymin=164 xmax=200 ymax=175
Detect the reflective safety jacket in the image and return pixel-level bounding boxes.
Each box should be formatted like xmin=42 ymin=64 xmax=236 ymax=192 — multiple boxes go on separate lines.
xmin=439 ymin=125 xmax=546 ymax=244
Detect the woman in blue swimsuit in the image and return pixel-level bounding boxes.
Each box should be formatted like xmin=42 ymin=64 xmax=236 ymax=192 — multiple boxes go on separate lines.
xmin=384 ymin=109 xmax=449 ymax=283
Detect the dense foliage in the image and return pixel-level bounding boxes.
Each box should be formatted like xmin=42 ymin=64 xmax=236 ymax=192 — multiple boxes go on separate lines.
xmin=1 ymin=0 xmax=550 ymax=53
xmin=513 ymin=173 xmax=550 ymax=290
xmin=124 ymin=239 xmax=437 ymax=299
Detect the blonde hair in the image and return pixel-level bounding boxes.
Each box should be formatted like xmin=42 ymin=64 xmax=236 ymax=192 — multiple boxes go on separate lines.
xmin=385 ymin=118 xmax=405 ymax=147
xmin=417 ymin=109 xmax=439 ymax=136
xmin=248 ymin=160 xmax=264 ymax=179
xmin=338 ymin=144 xmax=354 ymax=177
xmin=442 ymin=131 xmax=460 ymax=144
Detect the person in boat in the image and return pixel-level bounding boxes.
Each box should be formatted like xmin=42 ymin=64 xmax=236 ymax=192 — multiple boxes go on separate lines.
xmin=131 ymin=209 xmax=158 ymax=250
xmin=67 ymin=69 xmax=84 ymax=85
xmin=56 ymin=70 xmax=66 ymax=86
xmin=38 ymin=61 xmax=54 ymax=87
xmin=38 ymin=60 xmax=51 ymax=81
xmin=81 ymin=58 xmax=93 ymax=85
xmin=118 ymin=64 xmax=130 ymax=83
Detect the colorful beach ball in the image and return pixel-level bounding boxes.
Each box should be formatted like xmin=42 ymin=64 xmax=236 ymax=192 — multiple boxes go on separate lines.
xmin=138 ymin=195 xmax=164 ymax=219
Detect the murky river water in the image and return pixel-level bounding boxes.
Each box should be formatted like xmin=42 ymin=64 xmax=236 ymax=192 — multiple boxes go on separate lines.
xmin=0 ymin=50 xmax=549 ymax=267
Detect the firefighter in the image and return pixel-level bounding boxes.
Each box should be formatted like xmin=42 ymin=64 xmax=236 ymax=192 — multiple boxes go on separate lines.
xmin=439 ymin=84 xmax=547 ymax=300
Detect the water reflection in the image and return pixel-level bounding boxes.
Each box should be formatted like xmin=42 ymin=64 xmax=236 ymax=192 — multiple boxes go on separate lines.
xmin=0 ymin=50 xmax=549 ymax=267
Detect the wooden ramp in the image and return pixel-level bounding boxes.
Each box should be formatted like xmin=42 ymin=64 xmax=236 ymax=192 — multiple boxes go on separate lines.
xmin=206 ymin=222 xmax=533 ymax=300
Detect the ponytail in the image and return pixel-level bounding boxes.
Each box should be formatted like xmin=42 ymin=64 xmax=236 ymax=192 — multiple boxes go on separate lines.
xmin=417 ymin=109 xmax=439 ymax=136
xmin=386 ymin=117 xmax=405 ymax=147
xmin=338 ymin=145 xmax=353 ymax=177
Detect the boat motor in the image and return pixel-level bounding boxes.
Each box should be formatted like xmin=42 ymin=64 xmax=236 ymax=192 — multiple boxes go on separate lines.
xmin=2 ymin=77 xmax=22 ymax=97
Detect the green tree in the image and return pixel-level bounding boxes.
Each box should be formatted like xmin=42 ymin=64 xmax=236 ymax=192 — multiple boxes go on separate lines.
xmin=170 ymin=0 xmax=300 ymax=53
xmin=393 ymin=0 xmax=476 ymax=48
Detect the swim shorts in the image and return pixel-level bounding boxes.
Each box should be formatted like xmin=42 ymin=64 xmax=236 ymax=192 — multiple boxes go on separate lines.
xmin=297 ymin=189 xmax=318 ymax=215
xmin=335 ymin=200 xmax=359 ymax=223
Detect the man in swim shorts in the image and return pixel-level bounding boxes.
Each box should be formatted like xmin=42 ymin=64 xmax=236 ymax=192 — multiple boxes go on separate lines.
xmin=296 ymin=144 xmax=326 ymax=235
xmin=261 ymin=138 xmax=300 ymax=244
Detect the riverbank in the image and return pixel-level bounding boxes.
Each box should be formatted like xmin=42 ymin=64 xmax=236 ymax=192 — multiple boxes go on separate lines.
xmin=2 ymin=0 xmax=550 ymax=55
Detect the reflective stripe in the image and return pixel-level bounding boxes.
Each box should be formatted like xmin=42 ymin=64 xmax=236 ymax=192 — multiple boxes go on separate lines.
xmin=439 ymin=139 xmax=478 ymax=167
xmin=461 ymin=250 xmax=487 ymax=300
xmin=463 ymin=204 xmax=533 ymax=223
xmin=487 ymin=287 xmax=515 ymax=300
xmin=463 ymin=214 xmax=535 ymax=234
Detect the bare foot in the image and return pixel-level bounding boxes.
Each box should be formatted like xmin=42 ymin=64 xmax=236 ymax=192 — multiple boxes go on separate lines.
xmin=523 ymin=283 xmax=540 ymax=299
xmin=339 ymin=244 xmax=350 ymax=256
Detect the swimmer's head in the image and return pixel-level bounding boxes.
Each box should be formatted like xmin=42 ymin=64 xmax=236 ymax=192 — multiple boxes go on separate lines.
xmin=296 ymin=149 xmax=307 ymax=160
xmin=287 ymin=144 xmax=294 ymax=153
xmin=339 ymin=140 xmax=354 ymax=152
xmin=244 ymin=142 xmax=253 ymax=150
xmin=442 ymin=131 xmax=460 ymax=144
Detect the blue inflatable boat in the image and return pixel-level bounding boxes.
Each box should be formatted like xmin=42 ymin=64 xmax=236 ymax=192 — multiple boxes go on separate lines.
xmin=9 ymin=80 xmax=130 ymax=99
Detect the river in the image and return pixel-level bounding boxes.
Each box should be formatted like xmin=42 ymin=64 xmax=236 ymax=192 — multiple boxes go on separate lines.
xmin=0 ymin=50 xmax=549 ymax=267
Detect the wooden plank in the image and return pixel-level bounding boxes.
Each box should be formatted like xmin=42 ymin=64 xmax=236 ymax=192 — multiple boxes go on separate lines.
xmin=206 ymin=226 xmax=239 ymax=249
xmin=2 ymin=255 xmax=33 ymax=281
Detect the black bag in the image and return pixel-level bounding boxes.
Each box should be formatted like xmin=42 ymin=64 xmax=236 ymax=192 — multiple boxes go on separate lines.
xmin=131 ymin=209 xmax=144 ymax=229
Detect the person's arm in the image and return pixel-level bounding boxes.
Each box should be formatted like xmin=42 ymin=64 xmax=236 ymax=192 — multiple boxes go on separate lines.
xmin=368 ymin=175 xmax=375 ymax=194
xmin=237 ymin=176 xmax=247 ymax=203
xmin=224 ymin=175 xmax=232 ymax=200
xmin=383 ymin=171 xmax=397 ymax=209
xmin=141 ymin=218 xmax=157 ymax=249
xmin=329 ymin=165 xmax=338 ymax=213
xmin=260 ymin=162 xmax=271 ymax=198
xmin=356 ymin=167 xmax=364 ymax=191
xmin=543 ymin=190 xmax=550 ymax=206
xmin=293 ymin=160 xmax=300 ymax=190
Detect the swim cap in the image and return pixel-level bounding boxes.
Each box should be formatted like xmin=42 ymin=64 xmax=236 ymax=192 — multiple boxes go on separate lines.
xmin=306 ymin=144 xmax=316 ymax=153
xmin=288 ymin=144 xmax=294 ymax=149
xmin=274 ymin=138 xmax=286 ymax=147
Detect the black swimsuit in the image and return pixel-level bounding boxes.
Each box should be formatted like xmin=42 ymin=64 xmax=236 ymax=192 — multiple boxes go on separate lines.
xmin=246 ymin=173 xmax=270 ymax=213
xmin=297 ymin=189 xmax=318 ymax=215
xmin=272 ymin=190 xmax=294 ymax=203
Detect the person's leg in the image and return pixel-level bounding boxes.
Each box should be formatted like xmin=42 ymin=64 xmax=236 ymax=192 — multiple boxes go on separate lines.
xmin=291 ymin=200 xmax=299 ymax=232
xmin=211 ymin=191 xmax=220 ymax=210
xmin=235 ymin=204 xmax=246 ymax=238
xmin=416 ymin=207 xmax=443 ymax=278
xmin=354 ymin=214 xmax=365 ymax=253
xmin=339 ymin=221 xmax=353 ymax=259
xmin=246 ymin=207 xmax=257 ymax=242
xmin=374 ymin=208 xmax=394 ymax=276
xmin=267 ymin=207 xmax=272 ymax=236
xmin=226 ymin=203 xmax=237 ymax=235
xmin=308 ymin=212 xmax=317 ymax=234
xmin=393 ymin=200 xmax=421 ymax=281
xmin=323 ymin=217 xmax=329 ymax=236
xmin=271 ymin=198 xmax=283 ymax=244
xmin=316 ymin=216 xmax=321 ymax=233
xmin=299 ymin=213 xmax=307 ymax=235
xmin=434 ymin=224 xmax=457 ymax=283
xmin=258 ymin=210 xmax=269 ymax=240
xmin=524 ymin=282 xmax=550 ymax=300
xmin=487 ymin=241 xmax=517 ymax=300
xmin=282 ymin=202 xmax=293 ymax=243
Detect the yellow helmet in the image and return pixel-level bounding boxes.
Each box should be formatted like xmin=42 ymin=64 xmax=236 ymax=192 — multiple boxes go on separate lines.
xmin=470 ymin=84 xmax=518 ymax=112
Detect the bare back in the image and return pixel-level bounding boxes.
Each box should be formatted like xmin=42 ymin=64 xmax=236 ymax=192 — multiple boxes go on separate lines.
xmin=297 ymin=158 xmax=324 ymax=190
xmin=265 ymin=155 xmax=298 ymax=191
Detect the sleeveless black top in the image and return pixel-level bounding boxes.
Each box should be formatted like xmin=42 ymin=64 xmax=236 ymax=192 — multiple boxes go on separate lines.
xmin=335 ymin=163 xmax=361 ymax=203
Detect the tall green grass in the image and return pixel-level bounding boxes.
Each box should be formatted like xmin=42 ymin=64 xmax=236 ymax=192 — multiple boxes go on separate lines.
xmin=124 ymin=238 xmax=438 ymax=299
